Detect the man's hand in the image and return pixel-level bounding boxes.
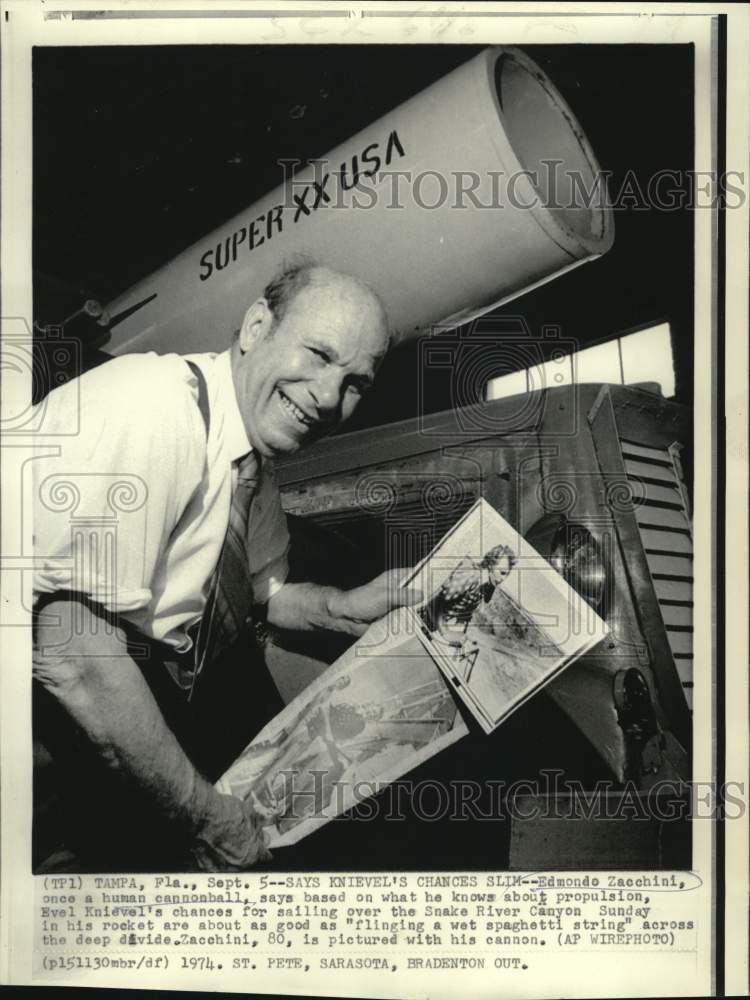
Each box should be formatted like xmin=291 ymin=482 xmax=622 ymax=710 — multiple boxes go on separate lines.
xmin=267 ymin=569 xmax=422 ymax=637
xmin=189 ymin=787 xmax=273 ymax=871
xmin=326 ymin=568 xmax=423 ymax=636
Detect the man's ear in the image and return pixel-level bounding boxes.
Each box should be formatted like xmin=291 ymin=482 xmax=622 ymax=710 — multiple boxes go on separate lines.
xmin=238 ymin=298 xmax=273 ymax=352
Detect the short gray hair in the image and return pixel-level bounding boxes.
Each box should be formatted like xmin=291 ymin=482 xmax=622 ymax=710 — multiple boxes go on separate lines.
xmin=262 ymin=256 xmax=317 ymax=325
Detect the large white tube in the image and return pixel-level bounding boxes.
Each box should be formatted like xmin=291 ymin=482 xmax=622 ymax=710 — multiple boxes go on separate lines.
xmin=105 ymin=46 xmax=613 ymax=356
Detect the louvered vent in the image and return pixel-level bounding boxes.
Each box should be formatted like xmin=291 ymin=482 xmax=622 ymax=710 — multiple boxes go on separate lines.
xmin=621 ymin=438 xmax=693 ymax=709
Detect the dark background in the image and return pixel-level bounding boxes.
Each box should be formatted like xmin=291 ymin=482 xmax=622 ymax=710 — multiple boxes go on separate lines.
xmin=33 ymin=43 xmax=695 ymax=419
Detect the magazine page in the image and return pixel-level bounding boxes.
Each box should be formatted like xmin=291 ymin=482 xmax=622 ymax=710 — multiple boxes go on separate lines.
xmin=405 ymin=498 xmax=609 ymax=731
xmin=218 ymin=608 xmax=468 ymax=847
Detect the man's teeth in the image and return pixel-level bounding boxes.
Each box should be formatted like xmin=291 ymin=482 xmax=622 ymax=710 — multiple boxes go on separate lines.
xmin=278 ymin=390 xmax=314 ymax=426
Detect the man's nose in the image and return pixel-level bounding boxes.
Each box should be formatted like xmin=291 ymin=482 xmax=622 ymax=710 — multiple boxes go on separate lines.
xmin=309 ymin=367 xmax=345 ymax=416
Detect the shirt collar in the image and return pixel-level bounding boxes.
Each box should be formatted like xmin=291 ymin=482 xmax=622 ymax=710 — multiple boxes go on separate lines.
xmin=214 ymin=349 xmax=253 ymax=463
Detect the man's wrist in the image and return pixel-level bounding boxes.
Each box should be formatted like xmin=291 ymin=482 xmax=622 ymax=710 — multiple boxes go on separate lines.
xmin=183 ymin=770 xmax=218 ymax=834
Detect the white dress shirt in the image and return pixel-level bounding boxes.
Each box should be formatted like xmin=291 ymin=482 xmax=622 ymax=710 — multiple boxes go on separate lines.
xmin=33 ymin=349 xmax=290 ymax=651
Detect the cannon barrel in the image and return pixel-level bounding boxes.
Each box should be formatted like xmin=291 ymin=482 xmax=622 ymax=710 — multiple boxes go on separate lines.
xmin=104 ymin=46 xmax=613 ymax=356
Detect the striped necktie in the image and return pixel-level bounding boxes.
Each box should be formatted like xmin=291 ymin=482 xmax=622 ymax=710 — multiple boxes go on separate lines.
xmin=193 ymin=450 xmax=261 ymax=680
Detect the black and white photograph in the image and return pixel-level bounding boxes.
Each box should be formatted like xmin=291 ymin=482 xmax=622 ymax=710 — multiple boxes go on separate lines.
xmin=218 ymin=608 xmax=467 ymax=848
xmin=26 ymin=34 xmax=698 ymax=876
xmin=1 ymin=3 xmax=747 ymax=997
xmin=408 ymin=499 xmax=609 ymax=733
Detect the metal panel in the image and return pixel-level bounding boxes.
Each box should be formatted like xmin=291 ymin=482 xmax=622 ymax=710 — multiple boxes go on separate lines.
xmin=653 ymin=578 xmax=693 ymax=603
xmin=666 ymin=631 xmax=693 ymax=656
xmin=620 ymin=440 xmax=674 ymax=462
xmin=277 ymin=409 xmax=544 ymax=487
xmin=625 ymin=458 xmax=679 ymax=482
xmin=637 ymin=482 xmax=684 ymax=506
xmin=634 ymin=504 xmax=692 ymax=531
xmin=640 ymin=527 xmax=693 ymax=553
xmin=610 ymin=387 xmax=692 ymax=453
xmin=659 ymin=603 xmax=693 ymax=628
xmin=646 ymin=554 xmax=693 ymax=578
xmin=674 ymin=658 xmax=693 ymax=678
xmin=673 ymin=658 xmax=694 ymax=683
xmin=587 ymin=385 xmax=691 ymax=750
xmin=674 ymin=664 xmax=694 ymax=709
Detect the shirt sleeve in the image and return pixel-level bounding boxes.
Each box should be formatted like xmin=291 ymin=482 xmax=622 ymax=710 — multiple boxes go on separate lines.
xmin=33 ymin=354 xmax=205 ymax=614
xmin=246 ymin=460 xmax=290 ymax=605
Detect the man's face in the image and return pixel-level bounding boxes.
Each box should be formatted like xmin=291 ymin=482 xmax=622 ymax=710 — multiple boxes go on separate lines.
xmin=232 ymin=278 xmax=388 ymax=457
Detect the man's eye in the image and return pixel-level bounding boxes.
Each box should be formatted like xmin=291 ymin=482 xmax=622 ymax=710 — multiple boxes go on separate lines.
xmin=309 ymin=347 xmax=329 ymax=363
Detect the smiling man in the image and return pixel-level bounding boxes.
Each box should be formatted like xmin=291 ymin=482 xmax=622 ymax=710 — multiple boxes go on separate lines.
xmin=32 ymin=262 xmax=419 ymax=871
xmin=234 ymin=264 xmax=387 ymax=455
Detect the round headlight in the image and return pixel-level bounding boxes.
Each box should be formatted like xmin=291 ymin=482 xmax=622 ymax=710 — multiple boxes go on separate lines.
xmin=527 ymin=514 xmax=609 ymax=613
xmin=553 ymin=522 xmax=608 ymax=612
